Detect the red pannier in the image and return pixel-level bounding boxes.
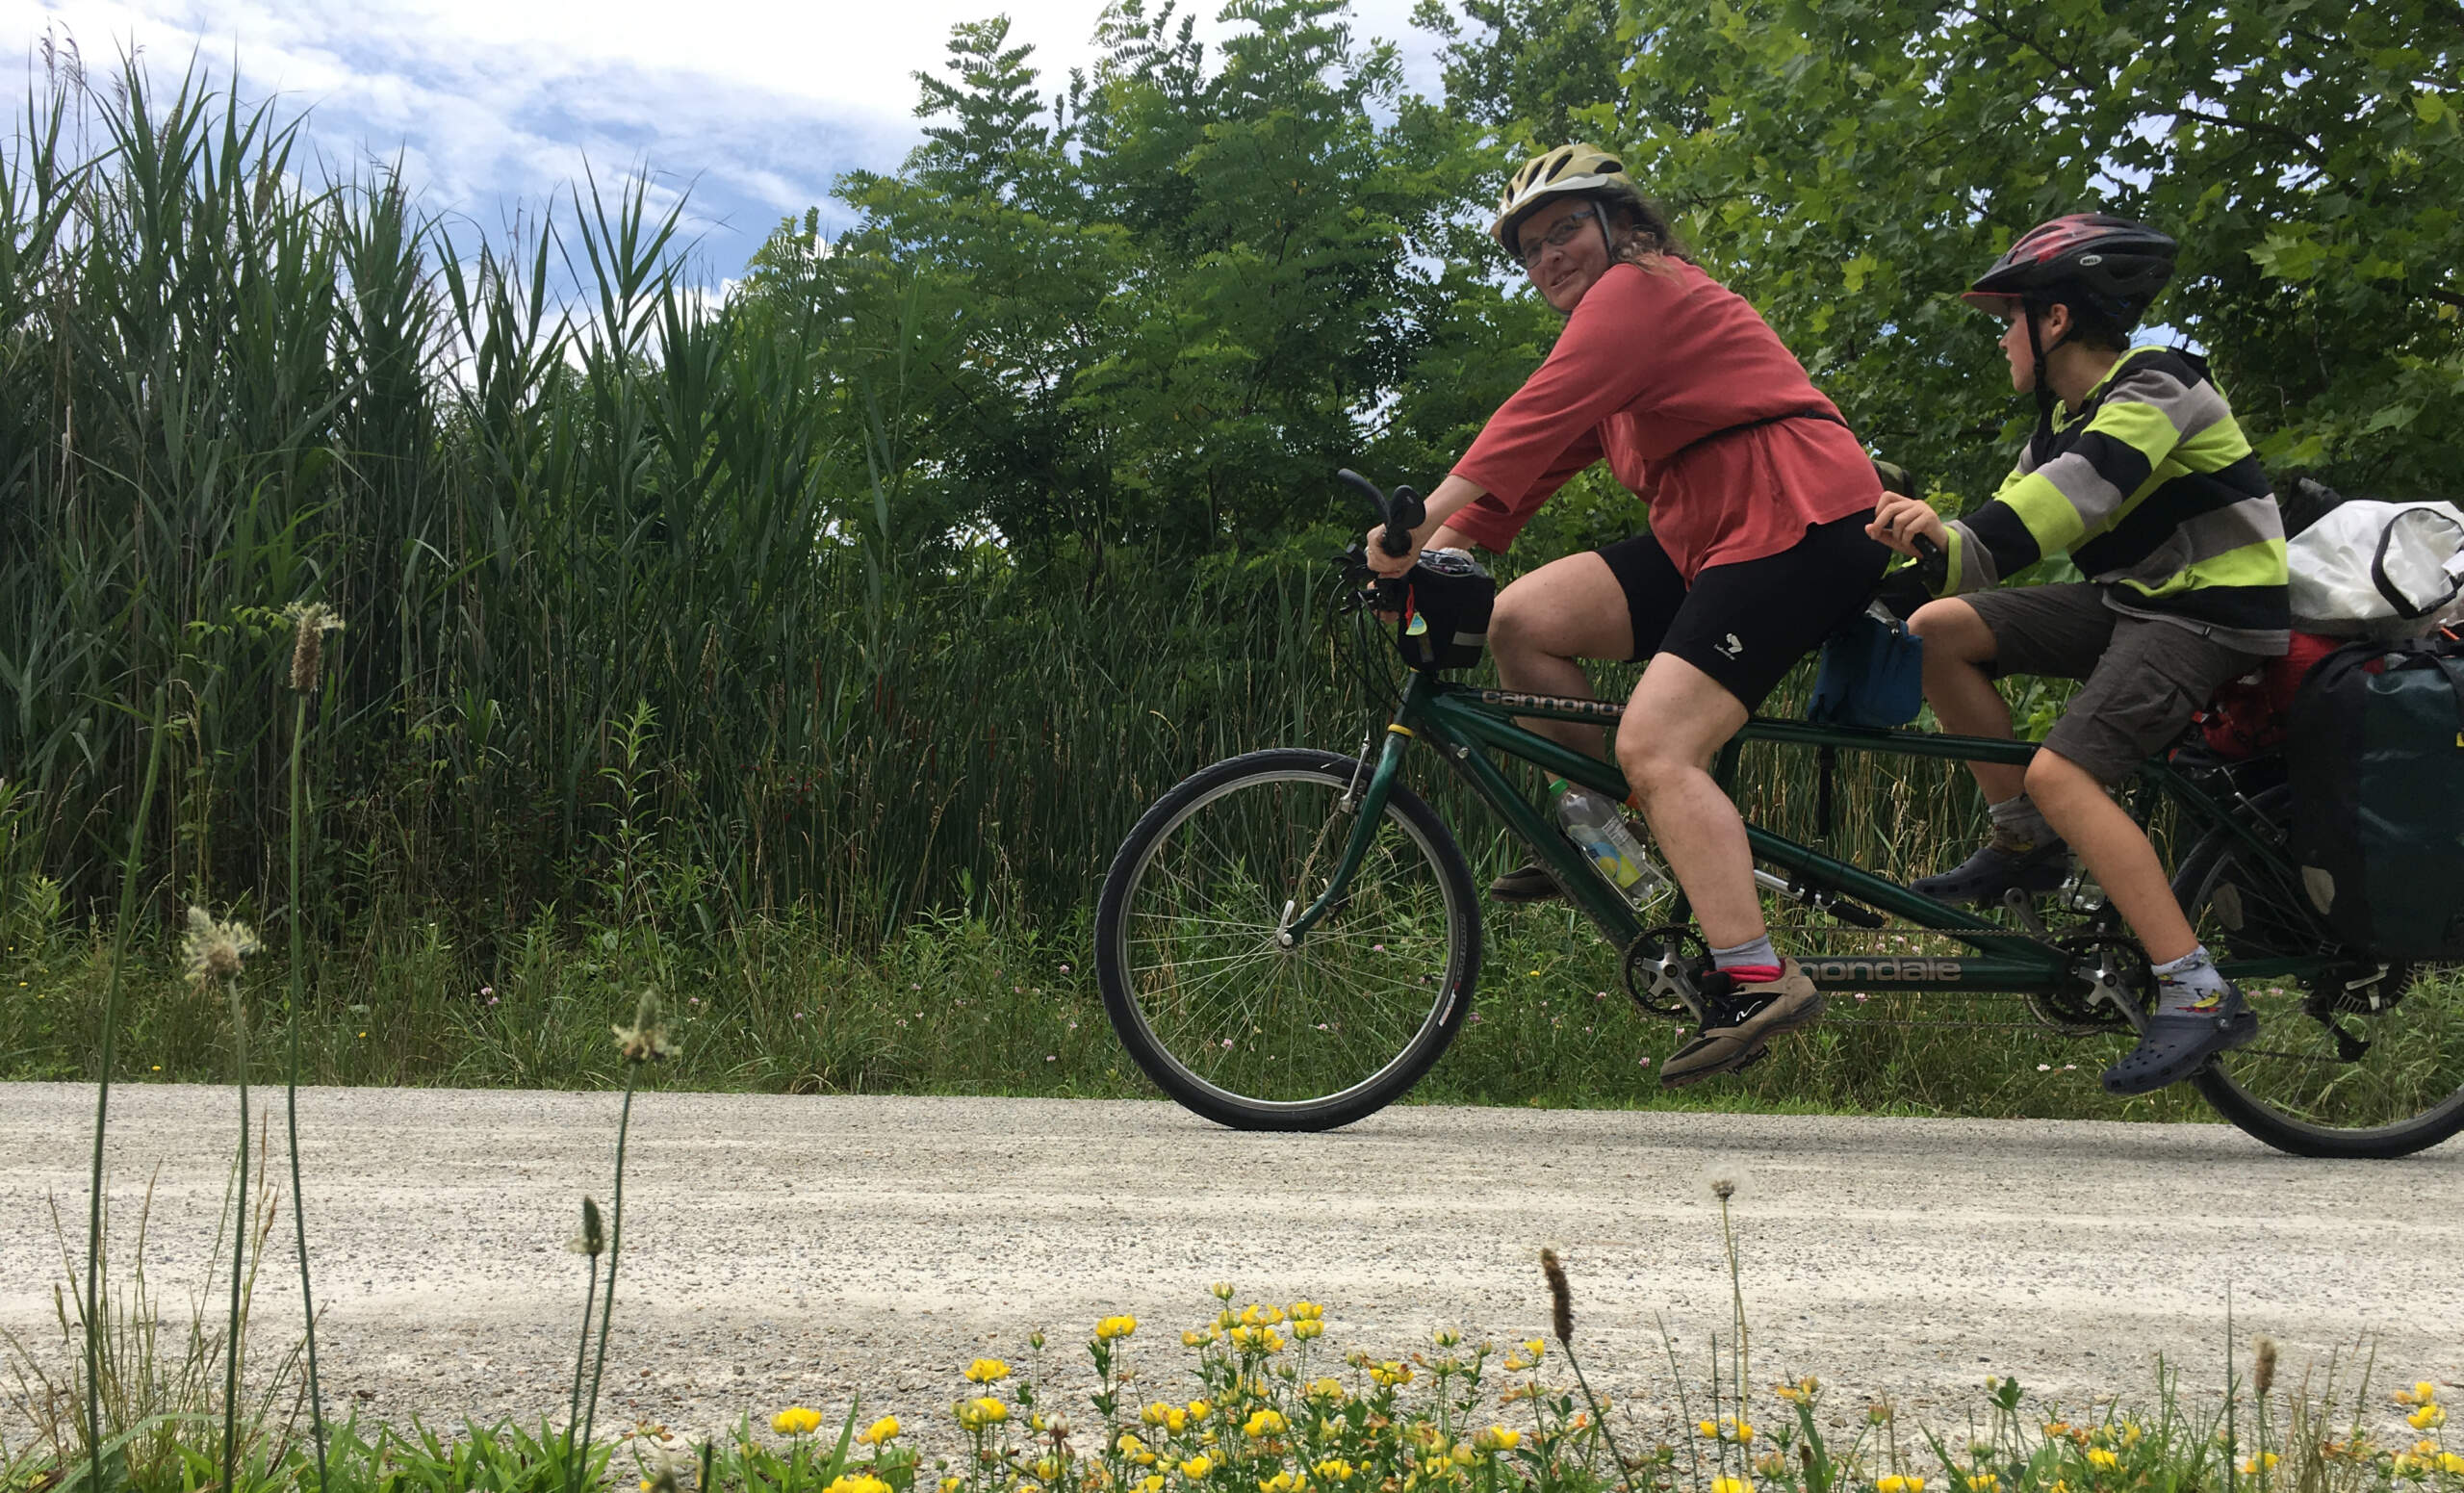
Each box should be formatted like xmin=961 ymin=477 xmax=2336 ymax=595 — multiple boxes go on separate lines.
xmin=2197 ymin=631 xmax=2342 ymax=759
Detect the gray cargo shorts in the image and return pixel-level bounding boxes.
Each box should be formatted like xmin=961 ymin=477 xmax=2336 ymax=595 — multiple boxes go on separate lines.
xmin=1963 ymin=582 xmax=2272 ymax=785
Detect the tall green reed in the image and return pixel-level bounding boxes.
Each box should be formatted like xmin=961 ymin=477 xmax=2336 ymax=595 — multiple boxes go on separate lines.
xmin=0 ymin=55 xmax=1980 ymax=980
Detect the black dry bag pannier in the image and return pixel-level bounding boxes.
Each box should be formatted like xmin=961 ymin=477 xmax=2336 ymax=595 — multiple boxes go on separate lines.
xmin=2286 ymin=633 xmax=2464 ymax=958
xmin=1394 ymin=549 xmax=1497 ymax=673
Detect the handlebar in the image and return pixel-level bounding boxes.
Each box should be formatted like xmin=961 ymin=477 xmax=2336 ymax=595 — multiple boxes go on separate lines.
xmin=1337 ymin=468 xmax=1425 ymax=557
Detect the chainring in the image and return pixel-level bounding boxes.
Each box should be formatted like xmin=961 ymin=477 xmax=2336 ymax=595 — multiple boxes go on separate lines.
xmin=1623 ymin=924 xmax=1709 ymax=1018
xmin=2030 ymin=934 xmax=2152 ymax=1035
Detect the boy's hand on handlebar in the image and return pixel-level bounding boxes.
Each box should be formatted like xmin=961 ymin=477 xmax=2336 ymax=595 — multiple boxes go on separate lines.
xmin=1867 ymin=491 xmax=1947 ymax=558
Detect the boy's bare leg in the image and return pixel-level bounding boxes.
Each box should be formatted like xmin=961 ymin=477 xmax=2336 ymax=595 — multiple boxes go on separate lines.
xmin=2021 ymin=750 xmax=2196 ymax=963
xmin=1910 ymin=598 xmax=2027 ymax=802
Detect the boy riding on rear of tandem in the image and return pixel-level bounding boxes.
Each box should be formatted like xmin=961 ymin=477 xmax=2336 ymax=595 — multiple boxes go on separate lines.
xmin=1868 ymin=214 xmax=2293 ymax=1096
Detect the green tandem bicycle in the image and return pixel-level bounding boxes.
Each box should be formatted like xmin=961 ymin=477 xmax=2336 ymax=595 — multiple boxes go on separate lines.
xmin=1093 ymin=472 xmax=2464 ymax=1159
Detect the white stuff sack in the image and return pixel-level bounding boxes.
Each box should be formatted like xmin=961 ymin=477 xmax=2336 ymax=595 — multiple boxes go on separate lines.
xmin=2286 ymin=499 xmax=2464 ymax=638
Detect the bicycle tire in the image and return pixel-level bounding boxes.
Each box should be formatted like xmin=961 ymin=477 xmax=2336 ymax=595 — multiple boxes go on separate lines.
xmin=2176 ymin=787 xmax=2464 ymax=1158
xmin=1095 ymin=748 xmax=1481 ymax=1130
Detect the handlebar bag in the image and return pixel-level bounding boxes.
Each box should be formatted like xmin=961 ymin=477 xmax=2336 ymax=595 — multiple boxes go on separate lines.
xmin=1808 ymin=605 xmax=1924 ymax=729
xmin=1395 ymin=549 xmax=1497 ymax=673
xmin=2287 ymin=632 xmax=2464 ymax=958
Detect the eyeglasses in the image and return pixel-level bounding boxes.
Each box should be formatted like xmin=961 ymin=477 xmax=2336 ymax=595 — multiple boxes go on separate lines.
xmin=1518 ymin=206 xmax=1600 ymax=269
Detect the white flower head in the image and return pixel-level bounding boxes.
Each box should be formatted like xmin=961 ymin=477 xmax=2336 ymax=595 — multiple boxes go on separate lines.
xmin=181 ymin=906 xmax=263 ymax=985
xmin=1698 ymin=1159 xmax=1750 ymax=1203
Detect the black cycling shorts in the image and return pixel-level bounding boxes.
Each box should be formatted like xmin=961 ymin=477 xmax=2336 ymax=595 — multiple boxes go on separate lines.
xmin=1596 ymin=514 xmax=1889 ymax=710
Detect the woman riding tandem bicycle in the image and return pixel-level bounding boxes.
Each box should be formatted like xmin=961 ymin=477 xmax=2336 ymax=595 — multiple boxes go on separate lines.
xmin=1096 ymin=143 xmax=2462 ymax=1153
xmin=1369 ymin=156 xmax=2270 ymax=1096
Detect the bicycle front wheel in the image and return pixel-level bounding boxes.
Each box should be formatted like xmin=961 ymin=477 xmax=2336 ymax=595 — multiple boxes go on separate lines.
xmin=2178 ymin=788 xmax=2464 ymax=1158
xmin=1095 ymin=748 xmax=1481 ymax=1130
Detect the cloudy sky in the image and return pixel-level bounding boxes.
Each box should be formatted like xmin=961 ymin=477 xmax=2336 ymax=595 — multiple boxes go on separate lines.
xmin=4 ymin=0 xmax=1449 ymax=277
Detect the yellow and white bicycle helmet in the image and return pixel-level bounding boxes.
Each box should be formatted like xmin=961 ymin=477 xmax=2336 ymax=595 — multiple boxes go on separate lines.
xmin=1490 ymin=143 xmax=1643 ymax=258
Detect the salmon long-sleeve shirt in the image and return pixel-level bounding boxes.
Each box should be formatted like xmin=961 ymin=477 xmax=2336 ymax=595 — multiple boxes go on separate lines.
xmin=1447 ymin=259 xmax=1881 ymax=580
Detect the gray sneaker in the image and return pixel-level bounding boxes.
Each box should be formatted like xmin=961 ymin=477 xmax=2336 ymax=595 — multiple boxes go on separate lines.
xmin=1488 ymin=858 xmax=1563 ymax=904
xmin=1660 ymin=961 xmax=1826 ymax=1088
xmin=1910 ymin=829 xmax=2072 ymax=907
xmin=2101 ymin=984 xmax=2260 ymax=1095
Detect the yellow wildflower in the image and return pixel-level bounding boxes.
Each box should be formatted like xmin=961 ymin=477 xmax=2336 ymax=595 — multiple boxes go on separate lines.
xmin=2436 ymin=1453 xmax=2464 ymax=1475
xmin=1098 ymin=1315 xmax=1140 ymax=1341
xmin=1473 ymin=1427 xmax=1520 ymax=1454
xmin=1697 ymin=1421 xmax=1720 ymax=1440
xmin=1315 ymin=1461 xmax=1354 ymax=1482
xmin=823 ymin=1478 xmax=890 ymax=1493
xmin=1210 ymin=1282 xmax=1236 ymax=1300
xmin=1187 ymin=1400 xmax=1213 ymax=1422
xmin=1711 ymin=1479 xmax=1753 ymax=1493
xmin=965 ymin=1358 xmax=1013 ymax=1384
xmin=1245 ymin=1410 xmax=1288 ymax=1438
xmin=1182 ymin=1456 xmax=1214 ymax=1478
xmin=2238 ymin=1454 xmax=2279 ymax=1476
xmin=859 ymin=1416 xmax=901 ymax=1445
xmin=1185 ymin=1329 xmax=1218 ymax=1348
xmin=1293 ymin=1320 xmax=1322 ymax=1342
xmin=1142 ymin=1480 xmax=1167 ymax=1493
xmin=1307 ymin=1377 xmax=1345 ymax=1402
xmin=2086 ymin=1449 xmax=2119 ymax=1471
xmin=2408 ymin=1405 xmax=2447 ymax=1430
xmin=773 ymin=1406 xmax=823 ymax=1436
xmin=2399 ymin=1382 xmax=2439 ymax=1407
xmin=956 ymin=1398 xmax=1009 ymax=1429
xmin=1290 ymin=1301 xmax=1324 ymax=1322
xmin=1964 ymin=1475 xmax=1999 ymax=1493
xmin=1877 ymin=1477 xmax=1922 ymax=1493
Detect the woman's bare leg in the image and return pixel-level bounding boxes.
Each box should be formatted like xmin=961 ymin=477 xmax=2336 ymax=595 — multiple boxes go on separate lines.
xmin=1486 ymin=551 xmax=1635 ymax=759
xmin=1613 ymin=653 xmax=1758 ymax=946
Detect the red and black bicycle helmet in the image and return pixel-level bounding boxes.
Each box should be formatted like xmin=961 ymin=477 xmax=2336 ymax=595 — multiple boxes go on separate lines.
xmin=1963 ymin=212 xmax=2178 ymax=324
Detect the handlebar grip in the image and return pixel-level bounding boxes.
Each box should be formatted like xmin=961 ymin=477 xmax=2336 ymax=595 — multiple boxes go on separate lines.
xmin=1389 ymin=482 xmax=1426 ymax=537
xmin=1912 ymin=531 xmax=1949 ymax=593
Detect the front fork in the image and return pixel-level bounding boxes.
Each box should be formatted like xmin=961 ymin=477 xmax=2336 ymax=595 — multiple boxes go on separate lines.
xmin=1277 ymin=721 xmax=1415 ymax=945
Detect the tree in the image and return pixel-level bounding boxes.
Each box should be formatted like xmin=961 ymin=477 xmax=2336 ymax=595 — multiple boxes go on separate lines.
xmin=1587 ymin=0 xmax=2464 ymax=502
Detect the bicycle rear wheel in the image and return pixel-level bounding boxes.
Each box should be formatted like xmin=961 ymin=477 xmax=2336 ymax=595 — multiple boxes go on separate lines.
xmin=1095 ymin=748 xmax=1480 ymax=1130
xmin=2176 ymin=787 xmax=2464 ymax=1158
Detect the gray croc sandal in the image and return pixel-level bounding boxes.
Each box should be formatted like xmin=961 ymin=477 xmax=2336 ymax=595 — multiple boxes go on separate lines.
xmin=2101 ymin=986 xmax=2260 ymax=1095
xmin=1910 ymin=831 xmax=2072 ymax=907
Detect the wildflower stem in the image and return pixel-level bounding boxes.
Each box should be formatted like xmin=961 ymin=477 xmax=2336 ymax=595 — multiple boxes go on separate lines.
xmin=1656 ymin=1315 xmax=1704 ymax=1493
xmin=563 ymin=1249 xmax=601 ymax=1488
xmin=1557 ymin=1340 xmax=1633 ymax=1493
xmin=577 ymin=1062 xmax=641 ymax=1481
xmin=221 ymin=971 xmax=253 ymax=1493
xmin=1720 ymin=1197 xmax=1747 ymax=1432
xmin=284 ymin=688 xmax=330 ymax=1488
xmin=83 ymin=687 xmax=167 ymax=1493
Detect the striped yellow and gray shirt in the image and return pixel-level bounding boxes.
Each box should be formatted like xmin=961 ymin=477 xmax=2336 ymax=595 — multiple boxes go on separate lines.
xmin=1939 ymin=346 xmax=2290 ymax=653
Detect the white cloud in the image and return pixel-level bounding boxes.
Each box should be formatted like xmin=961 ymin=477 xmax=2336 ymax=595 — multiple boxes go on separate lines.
xmin=5 ymin=0 xmax=1445 ymax=274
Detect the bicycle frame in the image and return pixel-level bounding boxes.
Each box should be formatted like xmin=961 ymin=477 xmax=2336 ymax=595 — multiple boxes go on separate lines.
xmin=1284 ymin=670 xmax=2336 ymax=1003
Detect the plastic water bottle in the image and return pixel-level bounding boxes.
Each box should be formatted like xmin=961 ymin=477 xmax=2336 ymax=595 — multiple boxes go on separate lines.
xmin=1551 ymin=779 xmax=1667 ymax=905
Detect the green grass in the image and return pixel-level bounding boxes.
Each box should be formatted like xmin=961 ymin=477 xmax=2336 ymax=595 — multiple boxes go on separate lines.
xmin=0 ymin=899 xmax=2220 ymax=1125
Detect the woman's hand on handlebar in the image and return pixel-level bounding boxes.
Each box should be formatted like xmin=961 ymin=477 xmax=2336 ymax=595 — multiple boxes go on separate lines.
xmin=1364 ymin=523 xmax=1422 ymax=578
xmin=1867 ymin=490 xmax=1947 ymax=559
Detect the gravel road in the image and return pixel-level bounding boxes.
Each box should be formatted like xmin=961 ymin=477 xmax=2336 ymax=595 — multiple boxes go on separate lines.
xmin=4 ymin=1085 xmax=2458 ymax=1452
